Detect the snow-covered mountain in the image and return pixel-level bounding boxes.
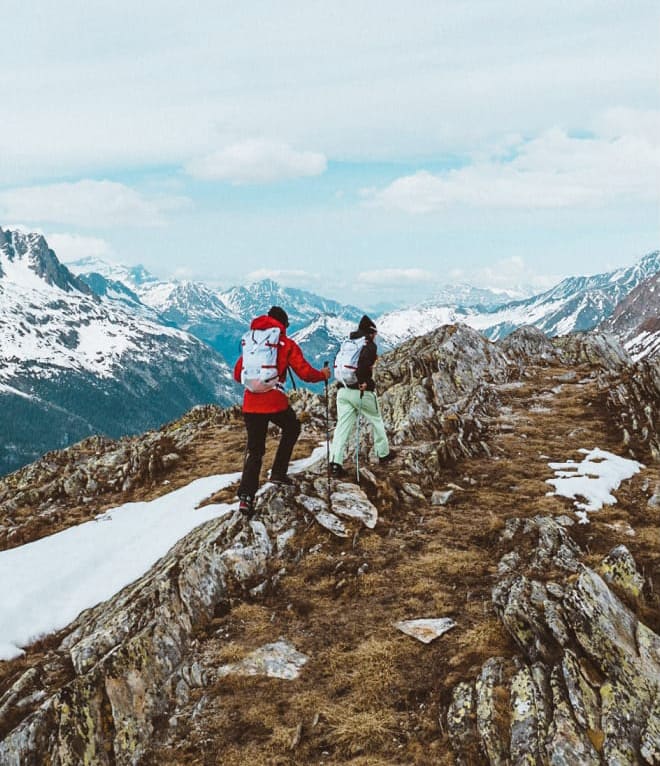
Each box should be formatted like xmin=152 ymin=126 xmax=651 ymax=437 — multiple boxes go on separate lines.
xmin=475 ymin=250 xmax=660 ymax=341
xmin=220 ymin=278 xmax=363 ymax=330
xmin=425 ymin=283 xmax=530 ymax=308
xmin=290 ymin=315 xmax=357 ymax=373
xmin=377 ymin=251 xmax=660 ymax=347
xmin=68 ymin=261 xmax=366 ymax=366
xmin=138 ymin=281 xmax=247 ymax=364
xmin=65 ymin=256 xmax=159 ymax=291
xmin=0 ymin=229 xmax=238 ymax=476
xmin=600 ymin=270 xmax=660 ymax=361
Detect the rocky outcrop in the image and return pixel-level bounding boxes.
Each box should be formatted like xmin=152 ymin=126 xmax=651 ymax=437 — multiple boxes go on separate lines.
xmin=0 ymin=405 xmax=243 ymax=550
xmin=0 ymin=491 xmax=284 ymax=765
xmin=499 ymin=325 xmax=562 ymax=367
xmin=553 ymin=331 xmax=631 ymax=371
xmin=377 ymin=324 xmax=512 ymax=460
xmin=604 ymin=360 xmax=660 ymax=461
xmin=2 ymin=321 xmax=659 ymax=764
xmin=446 ymin=515 xmax=660 ymax=764
xmin=0 ymin=466 xmax=386 ymax=765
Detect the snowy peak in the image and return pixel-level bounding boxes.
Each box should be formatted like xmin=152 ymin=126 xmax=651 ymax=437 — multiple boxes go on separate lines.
xmin=602 ymin=268 xmax=660 ymax=335
xmin=290 ymin=314 xmax=357 ymax=368
xmin=220 ymin=279 xmax=363 ymax=329
xmin=375 ymin=249 xmax=660 ymax=346
xmin=0 ymin=229 xmax=238 ymax=475
xmin=422 ymin=283 xmax=529 ymax=309
xmin=0 ymin=228 xmax=92 ymax=295
xmin=140 ymin=280 xmax=241 ymax=324
xmin=66 ymin=256 xmax=160 ymax=291
xmin=601 ymin=269 xmax=660 ymax=360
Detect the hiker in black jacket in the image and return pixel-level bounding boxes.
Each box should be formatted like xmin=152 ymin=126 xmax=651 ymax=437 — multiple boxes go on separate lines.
xmin=329 ymin=315 xmax=394 ymax=476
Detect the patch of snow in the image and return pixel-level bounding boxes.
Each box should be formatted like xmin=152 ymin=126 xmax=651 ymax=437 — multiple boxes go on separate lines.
xmin=0 ymin=471 xmax=241 ymax=661
xmin=625 ymin=329 xmax=660 ymax=361
xmin=545 ymin=447 xmax=643 ymax=524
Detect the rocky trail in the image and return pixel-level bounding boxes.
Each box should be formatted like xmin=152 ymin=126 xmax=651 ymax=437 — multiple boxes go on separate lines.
xmin=146 ymin=363 xmax=659 ymax=765
xmin=0 ymin=325 xmax=658 ymax=765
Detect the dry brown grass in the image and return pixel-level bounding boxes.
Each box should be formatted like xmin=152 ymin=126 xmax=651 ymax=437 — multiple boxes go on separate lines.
xmin=6 ymin=362 xmax=660 ymax=765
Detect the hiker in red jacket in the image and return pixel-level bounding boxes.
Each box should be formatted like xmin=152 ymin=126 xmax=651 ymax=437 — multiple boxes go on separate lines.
xmin=233 ymin=306 xmax=331 ymax=516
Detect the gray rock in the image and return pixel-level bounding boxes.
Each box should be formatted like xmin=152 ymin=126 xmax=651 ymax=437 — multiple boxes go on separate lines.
xmin=475 ymin=658 xmax=510 ymax=766
xmin=431 ymin=489 xmax=454 ymax=506
xmin=546 ymin=665 xmax=600 ymax=765
xmin=509 ymin=665 xmax=544 ymax=766
xmin=447 ymin=682 xmax=482 ymax=765
xmin=598 ymin=544 xmax=645 ymax=601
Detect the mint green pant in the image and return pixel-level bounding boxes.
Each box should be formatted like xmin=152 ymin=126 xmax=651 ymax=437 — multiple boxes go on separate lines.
xmin=330 ymin=387 xmax=390 ymax=464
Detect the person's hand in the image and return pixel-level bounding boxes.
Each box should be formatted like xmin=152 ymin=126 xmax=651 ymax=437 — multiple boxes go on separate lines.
xmin=321 ymin=366 xmax=331 ymax=380
xmin=359 ymin=382 xmax=367 ymax=391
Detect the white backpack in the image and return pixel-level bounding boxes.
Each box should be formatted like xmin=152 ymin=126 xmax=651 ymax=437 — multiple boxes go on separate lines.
xmin=240 ymin=326 xmax=283 ymax=393
xmin=333 ymin=337 xmax=365 ymax=386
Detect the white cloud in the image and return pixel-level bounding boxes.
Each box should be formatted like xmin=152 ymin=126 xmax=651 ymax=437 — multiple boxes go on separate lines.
xmin=357 ymin=268 xmax=435 ymax=286
xmin=0 ymin=3 xmax=657 ymax=181
xmin=46 ymin=233 xmax=114 ymax=263
xmin=0 ymin=181 xmax=191 ymax=228
xmin=368 ymin=125 xmax=660 ymax=212
xmin=186 ymin=140 xmax=327 ymax=184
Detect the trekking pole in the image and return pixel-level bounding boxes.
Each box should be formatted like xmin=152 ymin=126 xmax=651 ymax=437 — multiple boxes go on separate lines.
xmin=355 ymin=389 xmax=364 ymax=483
xmin=323 ymin=361 xmax=331 ymax=512
xmin=287 ymin=366 xmax=297 ymax=390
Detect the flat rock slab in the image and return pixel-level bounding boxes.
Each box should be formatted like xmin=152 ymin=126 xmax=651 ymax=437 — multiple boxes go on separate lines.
xmin=330 ymin=483 xmax=379 ymax=528
xmin=314 ymin=509 xmax=349 ymax=538
xmin=216 ymin=639 xmax=309 ymax=680
xmin=395 ymin=618 xmax=457 ymax=644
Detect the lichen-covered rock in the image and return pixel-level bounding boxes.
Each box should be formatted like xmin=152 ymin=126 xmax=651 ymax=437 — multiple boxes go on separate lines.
xmin=0 ymin=508 xmax=287 ymax=765
xmin=448 ymin=517 xmax=660 ymax=765
xmin=509 ymin=665 xmax=545 ymax=765
xmin=475 ymin=657 xmax=510 ymax=766
xmin=546 ymin=664 xmax=601 ymax=765
xmin=560 ymin=650 xmax=600 ymax=733
xmin=597 ymin=544 xmax=646 ymax=601
xmin=447 ymin=682 xmax=482 ymax=765
xmin=553 ymin=331 xmax=630 ymax=371
xmin=378 ymin=324 xmax=512 ymax=449
xmin=499 ymin=325 xmax=561 ymax=367
xmin=604 ymin=360 xmax=660 ymax=461
xmin=641 ymin=690 xmax=660 ymax=764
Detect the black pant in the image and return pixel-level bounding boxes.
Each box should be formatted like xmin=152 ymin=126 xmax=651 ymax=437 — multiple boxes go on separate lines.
xmin=238 ymin=407 xmax=301 ymax=498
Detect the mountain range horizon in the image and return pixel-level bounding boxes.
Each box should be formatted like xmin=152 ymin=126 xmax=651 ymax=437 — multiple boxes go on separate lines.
xmin=1 ymin=225 xmax=658 ymax=477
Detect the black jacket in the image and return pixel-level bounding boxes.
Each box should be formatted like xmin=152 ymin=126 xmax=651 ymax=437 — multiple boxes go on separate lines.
xmin=349 ymin=329 xmax=377 ymax=392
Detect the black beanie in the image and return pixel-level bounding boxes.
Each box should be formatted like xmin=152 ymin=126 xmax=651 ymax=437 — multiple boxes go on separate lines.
xmin=268 ymin=305 xmax=289 ymax=328
xmin=358 ymin=314 xmax=377 ymax=334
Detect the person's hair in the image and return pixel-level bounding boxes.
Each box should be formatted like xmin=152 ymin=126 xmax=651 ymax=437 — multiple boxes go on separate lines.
xmin=358 ymin=314 xmax=377 ymax=335
xmin=268 ymin=306 xmax=289 ymax=328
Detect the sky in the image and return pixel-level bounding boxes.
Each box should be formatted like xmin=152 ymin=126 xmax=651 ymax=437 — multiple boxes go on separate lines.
xmin=1 ymin=1 xmax=659 ymax=308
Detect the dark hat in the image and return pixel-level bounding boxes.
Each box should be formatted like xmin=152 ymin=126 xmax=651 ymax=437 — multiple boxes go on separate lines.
xmin=358 ymin=314 xmax=377 ymax=334
xmin=268 ymin=305 xmax=289 ymax=328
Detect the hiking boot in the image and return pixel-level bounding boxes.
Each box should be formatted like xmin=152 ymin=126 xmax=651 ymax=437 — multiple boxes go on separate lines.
xmin=238 ymin=494 xmax=254 ymax=516
xmin=330 ymin=462 xmax=346 ymax=477
xmin=270 ymin=474 xmax=294 ymax=486
xmin=379 ymin=450 xmax=396 ymax=464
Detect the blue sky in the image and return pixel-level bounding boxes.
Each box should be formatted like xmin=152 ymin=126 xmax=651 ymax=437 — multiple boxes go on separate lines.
xmin=1 ymin=1 xmax=659 ymax=308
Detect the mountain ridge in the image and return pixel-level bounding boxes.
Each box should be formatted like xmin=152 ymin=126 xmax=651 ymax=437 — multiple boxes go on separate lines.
xmin=0 ymin=322 xmax=658 ymax=764
xmin=0 ymin=228 xmax=237 ymax=476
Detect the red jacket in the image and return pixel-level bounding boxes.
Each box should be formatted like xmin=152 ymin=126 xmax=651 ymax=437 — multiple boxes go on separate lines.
xmin=233 ymin=315 xmax=326 ymax=413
